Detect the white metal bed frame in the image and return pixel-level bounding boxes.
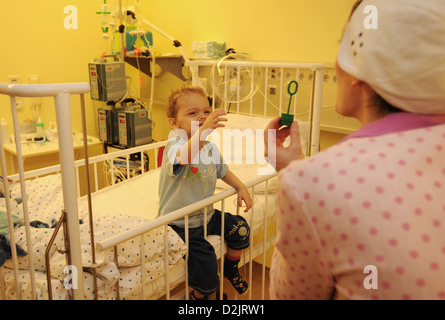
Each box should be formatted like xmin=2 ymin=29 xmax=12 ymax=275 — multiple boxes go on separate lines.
xmin=0 ymin=60 xmax=325 ymax=300
xmin=0 ymin=83 xmax=89 ymax=299
xmin=188 ymin=60 xmax=325 ymax=157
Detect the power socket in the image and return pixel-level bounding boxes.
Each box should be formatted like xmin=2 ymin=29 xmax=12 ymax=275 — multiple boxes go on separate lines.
xmin=269 ymin=85 xmax=277 ymax=95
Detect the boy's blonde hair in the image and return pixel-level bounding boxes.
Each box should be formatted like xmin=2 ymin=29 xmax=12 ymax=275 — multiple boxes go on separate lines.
xmin=167 ymin=86 xmax=208 ymax=118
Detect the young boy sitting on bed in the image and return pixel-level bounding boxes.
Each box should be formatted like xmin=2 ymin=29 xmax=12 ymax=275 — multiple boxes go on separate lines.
xmin=158 ymin=86 xmax=252 ymax=300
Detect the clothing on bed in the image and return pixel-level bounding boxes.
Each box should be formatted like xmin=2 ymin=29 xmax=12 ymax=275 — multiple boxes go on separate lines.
xmin=0 ymin=234 xmax=27 ymax=267
xmin=0 ymin=210 xmax=60 ymax=267
xmin=270 ymin=112 xmax=445 ymax=299
xmin=158 ymin=130 xmax=229 ymax=228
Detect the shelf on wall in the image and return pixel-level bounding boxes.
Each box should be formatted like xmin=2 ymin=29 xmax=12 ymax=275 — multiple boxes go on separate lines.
xmin=124 ymin=55 xmax=186 ymax=81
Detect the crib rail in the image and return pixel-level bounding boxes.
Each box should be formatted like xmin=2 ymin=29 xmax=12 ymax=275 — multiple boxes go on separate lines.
xmin=45 ymin=210 xmax=71 ymax=300
xmin=5 ymin=140 xmax=168 ymax=196
xmin=96 ymin=173 xmax=273 ymax=251
xmin=187 ymin=60 xmax=325 ymax=156
xmin=1 ymin=137 xmax=166 ymax=300
xmin=0 ymin=82 xmax=90 ymax=300
xmin=96 ymin=171 xmax=277 ymax=300
xmin=0 ymin=59 xmax=325 ymax=300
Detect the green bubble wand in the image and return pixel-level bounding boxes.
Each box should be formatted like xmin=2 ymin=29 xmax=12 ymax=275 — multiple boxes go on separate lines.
xmin=280 ymin=80 xmax=298 ymax=126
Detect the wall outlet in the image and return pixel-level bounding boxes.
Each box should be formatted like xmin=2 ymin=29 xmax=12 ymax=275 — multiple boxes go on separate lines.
xmin=269 ymin=85 xmax=277 ymax=95
xmin=7 ymin=75 xmax=20 ymax=84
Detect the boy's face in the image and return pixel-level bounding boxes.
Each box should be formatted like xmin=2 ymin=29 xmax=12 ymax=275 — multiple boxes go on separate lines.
xmin=168 ymin=93 xmax=212 ymax=138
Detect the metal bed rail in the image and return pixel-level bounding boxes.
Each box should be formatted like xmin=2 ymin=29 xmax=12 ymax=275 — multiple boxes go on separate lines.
xmin=0 ymin=59 xmax=325 ymax=300
xmin=0 ymin=82 xmax=90 ymax=300
xmin=187 ymin=60 xmax=325 ymax=156
xmin=96 ymin=171 xmax=277 ymax=300
xmin=5 ymin=140 xmax=168 ymax=197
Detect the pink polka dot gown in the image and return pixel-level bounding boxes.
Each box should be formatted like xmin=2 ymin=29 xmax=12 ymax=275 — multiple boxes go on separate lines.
xmin=270 ymin=120 xmax=445 ymax=300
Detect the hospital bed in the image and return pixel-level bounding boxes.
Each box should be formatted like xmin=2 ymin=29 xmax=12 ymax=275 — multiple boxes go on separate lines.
xmin=0 ymin=59 xmax=325 ymax=300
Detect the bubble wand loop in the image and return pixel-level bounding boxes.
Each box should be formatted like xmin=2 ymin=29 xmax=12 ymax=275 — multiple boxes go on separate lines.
xmin=280 ymin=80 xmax=298 ymax=126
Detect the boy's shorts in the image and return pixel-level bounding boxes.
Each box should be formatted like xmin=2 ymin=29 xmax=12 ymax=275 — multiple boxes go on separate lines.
xmin=170 ymin=209 xmax=250 ymax=296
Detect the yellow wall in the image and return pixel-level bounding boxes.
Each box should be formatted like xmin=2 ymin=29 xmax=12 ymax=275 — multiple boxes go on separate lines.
xmin=0 ymin=1 xmax=104 ymax=137
xmin=145 ymin=0 xmax=356 ymax=62
xmin=0 ymin=0 xmax=358 ymax=148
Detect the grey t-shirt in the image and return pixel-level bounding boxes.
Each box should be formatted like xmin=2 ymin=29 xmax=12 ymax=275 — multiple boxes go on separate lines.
xmin=157 ymin=130 xmax=228 ymax=227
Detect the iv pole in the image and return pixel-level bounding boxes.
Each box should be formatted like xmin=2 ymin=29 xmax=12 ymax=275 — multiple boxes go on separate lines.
xmin=116 ymin=0 xmax=199 ymax=96
xmin=117 ymin=1 xmax=191 ymax=64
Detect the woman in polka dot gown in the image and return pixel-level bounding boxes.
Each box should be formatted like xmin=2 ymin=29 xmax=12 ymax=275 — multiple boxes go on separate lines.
xmin=267 ymin=0 xmax=445 ymax=300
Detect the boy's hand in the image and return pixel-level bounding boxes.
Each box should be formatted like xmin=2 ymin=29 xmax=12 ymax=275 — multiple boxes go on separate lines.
xmin=221 ymin=171 xmax=252 ymax=212
xmin=237 ymin=186 xmax=252 ymax=212
xmin=200 ymin=109 xmax=227 ymax=133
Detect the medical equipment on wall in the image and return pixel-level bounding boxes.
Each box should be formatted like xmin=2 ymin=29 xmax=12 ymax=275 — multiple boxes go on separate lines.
xmin=109 ymin=0 xmax=190 ymax=64
xmin=280 ymin=80 xmax=298 ymax=126
xmin=88 ymin=59 xmax=126 ymax=101
xmin=127 ymin=26 xmax=153 ymax=56
xmin=97 ymin=104 xmax=119 ymax=144
xmin=97 ymin=100 xmax=152 ymax=147
xmin=117 ymin=106 xmax=152 ymax=147
xmin=113 ymin=10 xmax=153 ymax=56
xmin=93 ymin=0 xmax=197 ymax=147
xmin=96 ymin=0 xmax=116 ymax=57
xmin=97 ymin=0 xmax=111 ymax=36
